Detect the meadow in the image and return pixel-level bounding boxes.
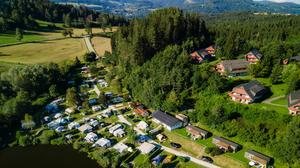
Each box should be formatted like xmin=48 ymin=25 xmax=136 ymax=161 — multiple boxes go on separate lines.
xmin=0 ymin=38 xmax=87 ymax=64
xmin=91 ymin=36 xmax=112 ymax=56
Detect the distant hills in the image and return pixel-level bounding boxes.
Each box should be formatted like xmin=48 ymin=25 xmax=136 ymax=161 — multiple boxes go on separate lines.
xmin=51 ymin=0 xmax=300 ymax=17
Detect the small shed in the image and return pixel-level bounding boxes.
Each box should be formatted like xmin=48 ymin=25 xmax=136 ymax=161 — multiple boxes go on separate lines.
xmin=138 ymin=142 xmax=156 ymax=155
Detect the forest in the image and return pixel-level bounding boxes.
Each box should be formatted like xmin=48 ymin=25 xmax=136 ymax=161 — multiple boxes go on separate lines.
xmin=108 ymin=9 xmax=300 ymax=167
xmin=0 ymin=0 xmax=127 ymax=32
xmin=0 ymin=59 xmax=81 ymax=146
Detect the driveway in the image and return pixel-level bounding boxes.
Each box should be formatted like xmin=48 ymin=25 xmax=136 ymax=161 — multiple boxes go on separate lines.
xmin=263 ymin=95 xmax=286 ymax=107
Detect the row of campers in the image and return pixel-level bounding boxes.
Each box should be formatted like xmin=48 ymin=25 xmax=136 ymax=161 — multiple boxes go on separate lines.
xmin=212 ymin=136 xmax=271 ymax=168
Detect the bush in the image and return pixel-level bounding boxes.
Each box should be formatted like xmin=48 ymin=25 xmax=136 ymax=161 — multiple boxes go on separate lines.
xmin=38 ymin=130 xmax=56 ymax=144
xmin=84 ymin=52 xmax=97 ymax=62
xmin=205 ymin=147 xmax=224 ymax=156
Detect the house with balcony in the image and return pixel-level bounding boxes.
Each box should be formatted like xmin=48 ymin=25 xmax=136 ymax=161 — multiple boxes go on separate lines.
xmin=216 ymin=60 xmax=249 ymax=77
xmin=229 ymin=80 xmax=267 ymax=104
xmin=245 ymin=49 xmax=263 ymax=64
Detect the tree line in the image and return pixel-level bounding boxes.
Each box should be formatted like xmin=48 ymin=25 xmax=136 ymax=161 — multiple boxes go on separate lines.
xmin=0 ymin=59 xmax=81 ymax=147
xmin=0 ymin=0 xmax=127 ymax=32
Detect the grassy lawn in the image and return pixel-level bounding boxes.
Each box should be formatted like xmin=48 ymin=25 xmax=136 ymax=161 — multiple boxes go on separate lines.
xmin=0 ymin=61 xmax=24 ymax=73
xmin=0 ymin=38 xmax=88 ymax=64
xmin=255 ymin=103 xmax=288 ymax=115
xmin=0 ymin=30 xmax=63 ymax=45
xmin=72 ymin=27 xmax=118 ymax=37
xmin=271 ymin=97 xmax=288 ymax=106
xmin=0 ymin=31 xmax=45 ymax=45
xmin=256 ymin=78 xmax=287 ymax=98
xmin=163 ymin=129 xmax=247 ymax=168
xmin=91 ymin=36 xmax=112 ymax=56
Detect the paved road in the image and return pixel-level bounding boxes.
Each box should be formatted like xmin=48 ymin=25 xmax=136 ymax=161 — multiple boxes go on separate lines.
xmin=263 ymin=95 xmax=286 ymax=107
xmin=154 ymin=142 xmax=220 ymax=168
xmin=132 ymin=123 xmax=220 ymax=168
xmin=84 ymin=36 xmax=98 ymax=54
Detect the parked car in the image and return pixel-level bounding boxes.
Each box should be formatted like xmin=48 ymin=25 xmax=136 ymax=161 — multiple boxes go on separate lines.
xmin=132 ymin=119 xmax=141 ymax=123
xmin=201 ymin=156 xmax=213 ymax=163
xmin=152 ymin=155 xmax=164 ymax=166
xmin=163 ymin=155 xmax=175 ymax=164
xmin=170 ymin=142 xmax=181 ymax=148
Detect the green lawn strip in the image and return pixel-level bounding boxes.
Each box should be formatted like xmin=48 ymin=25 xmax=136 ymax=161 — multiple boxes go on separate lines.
xmin=0 ymin=31 xmax=46 ymax=45
xmin=271 ymin=97 xmax=288 ymax=106
xmin=255 ymin=103 xmax=289 ymax=115
xmin=0 ymin=61 xmax=24 ymax=73
xmin=159 ymin=151 xmax=204 ymax=168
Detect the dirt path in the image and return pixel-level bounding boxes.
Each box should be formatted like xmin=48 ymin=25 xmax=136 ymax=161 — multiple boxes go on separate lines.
xmin=263 ymin=96 xmax=286 ymax=107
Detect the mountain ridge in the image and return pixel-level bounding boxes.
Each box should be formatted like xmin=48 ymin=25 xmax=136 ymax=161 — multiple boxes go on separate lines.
xmin=51 ymin=0 xmax=300 ymax=16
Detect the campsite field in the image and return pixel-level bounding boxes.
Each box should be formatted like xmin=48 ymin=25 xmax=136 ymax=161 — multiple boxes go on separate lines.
xmin=0 ymin=38 xmax=88 ymax=64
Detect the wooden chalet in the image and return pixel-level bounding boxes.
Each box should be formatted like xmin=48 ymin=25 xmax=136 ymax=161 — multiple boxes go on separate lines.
xmin=216 ymin=60 xmax=249 ymax=77
xmin=229 ymin=80 xmax=267 ymax=104
xmin=245 ymin=49 xmax=263 ymax=64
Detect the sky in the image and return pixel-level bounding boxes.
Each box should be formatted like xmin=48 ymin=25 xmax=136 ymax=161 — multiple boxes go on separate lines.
xmin=255 ymin=0 xmax=300 ymax=4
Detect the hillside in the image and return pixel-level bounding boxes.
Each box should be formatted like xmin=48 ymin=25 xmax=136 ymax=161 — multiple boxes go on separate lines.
xmin=51 ymin=0 xmax=300 ymax=17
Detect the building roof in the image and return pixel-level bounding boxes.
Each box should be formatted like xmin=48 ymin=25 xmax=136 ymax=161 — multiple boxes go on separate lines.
xmin=233 ymin=80 xmax=267 ymax=99
xmin=246 ymin=150 xmax=271 ymax=163
xmin=94 ymin=138 xmax=110 ymax=147
xmin=137 ymin=121 xmax=149 ymax=130
xmin=219 ymin=60 xmax=249 ymax=73
xmin=113 ymin=143 xmax=128 ymax=153
xmin=78 ymin=124 xmax=92 ymax=133
xmin=152 ymin=110 xmax=182 ymax=128
xmin=290 ymin=56 xmax=300 ymax=62
xmin=109 ymin=124 xmax=122 ymax=133
xmin=248 ymin=49 xmax=263 ymax=60
xmin=288 ymin=90 xmax=300 ymax=107
xmin=186 ymin=125 xmax=209 ymax=136
xmin=137 ymin=142 xmax=156 ymax=154
xmin=213 ymin=136 xmax=240 ymax=149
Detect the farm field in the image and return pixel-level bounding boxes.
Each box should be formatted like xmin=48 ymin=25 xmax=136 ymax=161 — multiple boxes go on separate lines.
xmin=72 ymin=27 xmax=118 ymax=37
xmin=0 ymin=30 xmax=63 ymax=45
xmin=91 ymin=36 xmax=112 ymax=56
xmin=0 ymin=38 xmax=88 ymax=64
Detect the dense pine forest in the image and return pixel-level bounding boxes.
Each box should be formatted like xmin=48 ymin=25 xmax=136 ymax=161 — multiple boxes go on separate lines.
xmin=108 ymin=9 xmax=300 ymax=167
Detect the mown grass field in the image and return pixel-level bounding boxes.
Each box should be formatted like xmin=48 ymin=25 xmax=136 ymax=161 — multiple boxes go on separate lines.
xmin=271 ymin=97 xmax=288 ymax=106
xmin=91 ymin=36 xmax=112 ymax=56
xmin=0 ymin=38 xmax=88 ymax=64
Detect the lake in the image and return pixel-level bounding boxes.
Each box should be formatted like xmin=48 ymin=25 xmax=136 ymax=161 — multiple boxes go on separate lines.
xmin=0 ymin=145 xmax=99 ymax=168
